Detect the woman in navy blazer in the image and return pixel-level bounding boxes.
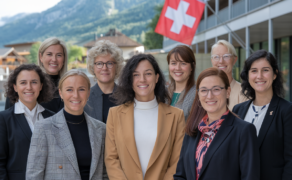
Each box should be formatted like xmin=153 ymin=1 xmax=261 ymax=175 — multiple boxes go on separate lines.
xmin=0 ymin=64 xmax=55 ymax=180
xmin=174 ymin=67 xmax=260 ymax=180
xmin=233 ymin=50 xmax=292 ymax=180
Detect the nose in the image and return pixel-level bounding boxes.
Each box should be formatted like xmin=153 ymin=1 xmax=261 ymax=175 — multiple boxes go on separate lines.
xmin=218 ymin=56 xmax=224 ymax=63
xmin=26 ymin=82 xmax=32 ymax=90
xmin=257 ymin=71 xmax=263 ymax=78
xmin=206 ymin=89 xmax=213 ymax=98
xmin=139 ymin=74 xmax=146 ymax=82
xmin=175 ymin=62 xmax=182 ymax=70
xmin=73 ymin=89 xmax=79 ymax=98
xmin=102 ymin=63 xmax=108 ymax=70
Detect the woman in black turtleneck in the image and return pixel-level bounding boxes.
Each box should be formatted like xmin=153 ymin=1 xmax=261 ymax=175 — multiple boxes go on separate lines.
xmin=26 ymin=69 xmax=108 ymax=180
xmin=5 ymin=37 xmax=66 ymax=113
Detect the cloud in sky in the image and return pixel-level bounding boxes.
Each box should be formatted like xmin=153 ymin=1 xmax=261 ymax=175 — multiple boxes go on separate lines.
xmin=0 ymin=0 xmax=61 ymax=19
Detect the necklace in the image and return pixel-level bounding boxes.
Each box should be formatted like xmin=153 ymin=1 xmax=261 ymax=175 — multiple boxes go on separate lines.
xmin=172 ymin=92 xmax=180 ymax=104
xmin=66 ymin=117 xmax=85 ymax=125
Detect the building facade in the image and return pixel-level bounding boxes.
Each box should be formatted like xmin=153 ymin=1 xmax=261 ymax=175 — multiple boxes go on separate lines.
xmin=162 ymin=0 xmax=292 ymax=101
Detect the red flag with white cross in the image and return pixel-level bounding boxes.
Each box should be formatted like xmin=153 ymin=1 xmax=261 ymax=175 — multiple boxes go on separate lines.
xmin=155 ymin=0 xmax=205 ymax=45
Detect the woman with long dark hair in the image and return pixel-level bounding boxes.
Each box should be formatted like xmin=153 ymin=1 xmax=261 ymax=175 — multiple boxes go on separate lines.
xmin=233 ymin=50 xmax=292 ymax=180
xmin=167 ymin=45 xmax=196 ymax=120
xmin=174 ymin=67 xmax=259 ymax=180
xmin=105 ymin=54 xmax=185 ymax=180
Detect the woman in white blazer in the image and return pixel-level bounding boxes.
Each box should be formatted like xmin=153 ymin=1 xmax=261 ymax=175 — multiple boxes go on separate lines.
xmin=26 ymin=69 xmax=108 ymax=180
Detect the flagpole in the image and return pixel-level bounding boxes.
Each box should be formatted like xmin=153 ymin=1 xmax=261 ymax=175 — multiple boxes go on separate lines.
xmin=204 ymin=2 xmax=254 ymax=54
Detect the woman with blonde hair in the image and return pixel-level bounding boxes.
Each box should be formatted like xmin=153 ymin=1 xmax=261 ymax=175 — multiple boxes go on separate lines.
xmin=26 ymin=69 xmax=108 ymax=180
xmin=85 ymin=40 xmax=123 ymax=123
xmin=5 ymin=37 xmax=68 ymax=113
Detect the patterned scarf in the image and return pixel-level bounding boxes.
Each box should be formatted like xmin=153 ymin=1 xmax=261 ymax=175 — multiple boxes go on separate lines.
xmin=195 ymin=110 xmax=229 ymax=180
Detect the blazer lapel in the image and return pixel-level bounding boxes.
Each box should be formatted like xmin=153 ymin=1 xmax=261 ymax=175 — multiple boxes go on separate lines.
xmin=52 ymin=110 xmax=80 ymax=176
xmin=85 ymin=113 xmax=103 ymax=180
xmin=14 ymin=113 xmax=32 ymax=141
xmin=193 ymin=131 xmax=202 ymax=179
xmin=236 ymin=100 xmax=252 ymax=120
xmin=120 ymin=103 xmax=141 ymax=169
xmin=91 ymin=83 xmax=103 ymax=121
xmin=199 ymin=113 xmax=234 ymax=178
xmin=257 ymin=94 xmax=279 ymax=148
xmin=146 ymin=103 xmax=174 ymax=171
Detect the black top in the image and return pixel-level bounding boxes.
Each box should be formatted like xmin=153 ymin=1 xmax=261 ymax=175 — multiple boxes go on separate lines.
xmin=0 ymin=105 xmax=54 ymax=180
xmin=64 ymin=110 xmax=92 ymax=180
xmin=5 ymin=75 xmax=64 ymax=113
xmin=102 ymin=93 xmax=115 ymax=123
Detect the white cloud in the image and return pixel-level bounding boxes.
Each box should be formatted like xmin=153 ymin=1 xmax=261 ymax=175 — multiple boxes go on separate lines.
xmin=0 ymin=0 xmax=61 ymax=19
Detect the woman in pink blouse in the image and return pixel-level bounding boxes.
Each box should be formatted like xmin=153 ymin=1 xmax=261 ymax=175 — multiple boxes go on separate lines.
xmin=174 ymin=67 xmax=260 ymax=180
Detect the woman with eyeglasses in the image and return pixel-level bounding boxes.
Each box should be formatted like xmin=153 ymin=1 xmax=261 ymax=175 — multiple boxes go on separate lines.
xmin=233 ymin=50 xmax=292 ymax=180
xmin=167 ymin=45 xmax=196 ymax=120
xmin=211 ymin=40 xmax=248 ymax=110
xmin=85 ymin=40 xmax=123 ymax=123
xmin=174 ymin=67 xmax=260 ymax=180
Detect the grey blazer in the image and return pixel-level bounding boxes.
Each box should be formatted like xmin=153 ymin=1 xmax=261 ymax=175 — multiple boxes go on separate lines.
xmin=26 ymin=110 xmax=108 ymax=180
xmin=84 ymin=83 xmax=117 ymax=122
xmin=170 ymin=85 xmax=196 ymax=121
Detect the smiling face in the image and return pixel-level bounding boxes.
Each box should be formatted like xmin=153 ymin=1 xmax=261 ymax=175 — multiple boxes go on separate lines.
xmin=168 ymin=53 xmax=192 ymax=85
xmin=94 ymin=54 xmax=116 ymax=85
xmin=199 ymin=75 xmax=231 ymax=117
xmin=59 ymin=75 xmax=90 ymax=115
xmin=248 ymin=58 xmax=276 ymax=96
xmin=40 ymin=44 xmax=64 ymax=75
xmin=132 ymin=60 xmax=159 ymax=102
xmin=211 ymin=44 xmax=237 ymax=78
xmin=13 ymin=70 xmax=43 ymax=110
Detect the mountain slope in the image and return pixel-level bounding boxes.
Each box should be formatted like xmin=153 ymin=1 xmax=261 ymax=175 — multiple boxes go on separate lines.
xmin=0 ymin=0 xmax=164 ymax=47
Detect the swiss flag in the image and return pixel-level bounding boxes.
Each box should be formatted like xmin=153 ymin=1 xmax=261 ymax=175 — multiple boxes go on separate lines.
xmin=155 ymin=0 xmax=205 ymax=45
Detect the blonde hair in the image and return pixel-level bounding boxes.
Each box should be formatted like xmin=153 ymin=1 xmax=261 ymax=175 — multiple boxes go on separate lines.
xmin=87 ymin=40 xmax=124 ymax=79
xmin=211 ymin=40 xmax=238 ymax=57
xmin=38 ymin=37 xmax=68 ymax=77
xmin=58 ymin=69 xmax=91 ymax=90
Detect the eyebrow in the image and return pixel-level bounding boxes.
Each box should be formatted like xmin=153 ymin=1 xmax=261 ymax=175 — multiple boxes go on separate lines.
xmin=19 ymin=79 xmax=39 ymax=82
xmin=250 ymin=67 xmax=271 ymax=70
xmin=133 ymin=69 xmax=153 ymax=73
xmin=199 ymin=85 xmax=221 ymax=89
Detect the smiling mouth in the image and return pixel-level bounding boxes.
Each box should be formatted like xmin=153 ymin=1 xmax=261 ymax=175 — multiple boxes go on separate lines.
xmin=256 ymin=81 xmax=266 ymax=85
xmin=206 ymin=101 xmax=216 ymax=105
xmin=24 ymin=92 xmax=34 ymax=95
xmin=138 ymin=85 xmax=148 ymax=88
xmin=70 ymin=101 xmax=81 ymax=104
xmin=174 ymin=72 xmax=183 ymax=76
xmin=49 ymin=64 xmax=58 ymax=67
xmin=218 ymin=66 xmax=226 ymax=69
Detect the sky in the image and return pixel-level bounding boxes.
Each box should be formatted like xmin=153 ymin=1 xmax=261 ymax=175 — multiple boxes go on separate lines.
xmin=0 ymin=0 xmax=61 ymax=19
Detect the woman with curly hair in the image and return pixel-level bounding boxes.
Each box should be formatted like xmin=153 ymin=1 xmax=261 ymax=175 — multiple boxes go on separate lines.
xmin=85 ymin=40 xmax=123 ymax=123
xmin=0 ymin=64 xmax=55 ymax=180
xmin=5 ymin=37 xmax=68 ymax=113
xmin=233 ymin=50 xmax=292 ymax=180
xmin=105 ymin=54 xmax=185 ymax=180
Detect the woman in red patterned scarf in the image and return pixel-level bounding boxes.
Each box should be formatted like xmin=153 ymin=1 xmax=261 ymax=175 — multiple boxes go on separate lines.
xmin=174 ymin=67 xmax=260 ymax=180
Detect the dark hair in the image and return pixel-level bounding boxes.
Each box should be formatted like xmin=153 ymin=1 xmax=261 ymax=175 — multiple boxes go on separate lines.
xmin=5 ymin=64 xmax=54 ymax=104
xmin=241 ymin=50 xmax=284 ymax=100
xmin=167 ymin=45 xmax=196 ymax=102
xmin=185 ymin=67 xmax=230 ymax=137
xmin=113 ymin=54 xmax=170 ymax=105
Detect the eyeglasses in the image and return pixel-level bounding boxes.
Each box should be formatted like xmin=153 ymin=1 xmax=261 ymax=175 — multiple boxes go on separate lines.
xmin=94 ymin=61 xmax=116 ymax=69
xmin=198 ymin=86 xmax=225 ymax=97
xmin=211 ymin=54 xmax=234 ymax=62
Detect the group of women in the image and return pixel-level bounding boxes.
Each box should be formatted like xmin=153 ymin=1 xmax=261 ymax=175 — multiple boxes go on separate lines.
xmin=0 ymin=37 xmax=291 ymax=180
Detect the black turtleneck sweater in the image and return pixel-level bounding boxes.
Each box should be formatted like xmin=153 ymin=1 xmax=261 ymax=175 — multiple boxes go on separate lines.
xmin=64 ymin=110 xmax=92 ymax=180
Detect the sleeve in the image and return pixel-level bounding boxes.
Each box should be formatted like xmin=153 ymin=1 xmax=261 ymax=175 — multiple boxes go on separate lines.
xmin=4 ymin=98 xmax=13 ymax=110
xmin=239 ymin=123 xmax=260 ymax=180
xmin=104 ymin=108 xmax=127 ymax=180
xmin=102 ymin=129 xmax=109 ymax=180
xmin=282 ymin=103 xmax=292 ymax=180
xmin=0 ymin=114 xmax=8 ymax=180
xmin=173 ymin=134 xmax=188 ymax=180
xmin=26 ymin=121 xmax=48 ymax=180
xmin=163 ymin=110 xmax=186 ymax=180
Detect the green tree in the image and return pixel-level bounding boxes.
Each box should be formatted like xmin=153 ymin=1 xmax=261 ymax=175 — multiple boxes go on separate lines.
xmin=143 ymin=4 xmax=163 ymax=50
xmin=68 ymin=45 xmax=85 ymax=63
xmin=27 ymin=42 xmax=41 ymax=64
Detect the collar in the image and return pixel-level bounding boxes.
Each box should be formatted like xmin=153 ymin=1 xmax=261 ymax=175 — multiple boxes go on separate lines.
xmin=14 ymin=100 xmax=45 ymax=115
xmin=134 ymin=97 xmax=158 ymax=110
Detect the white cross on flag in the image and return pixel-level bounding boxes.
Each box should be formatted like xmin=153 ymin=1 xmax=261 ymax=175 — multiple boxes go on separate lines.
xmin=155 ymin=0 xmax=205 ymax=45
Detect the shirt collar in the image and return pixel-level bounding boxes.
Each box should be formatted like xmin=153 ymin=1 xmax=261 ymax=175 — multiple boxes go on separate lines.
xmin=14 ymin=100 xmax=45 ymax=115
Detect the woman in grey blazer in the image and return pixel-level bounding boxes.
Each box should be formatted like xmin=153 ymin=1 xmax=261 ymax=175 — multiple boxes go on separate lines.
xmin=26 ymin=70 xmax=108 ymax=180
xmin=167 ymin=45 xmax=196 ymax=120
xmin=84 ymin=40 xmax=123 ymax=123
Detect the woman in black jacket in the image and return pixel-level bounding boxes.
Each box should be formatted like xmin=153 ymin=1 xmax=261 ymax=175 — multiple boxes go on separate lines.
xmin=5 ymin=37 xmax=68 ymax=113
xmin=0 ymin=64 xmax=55 ymax=180
xmin=233 ymin=50 xmax=292 ymax=180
